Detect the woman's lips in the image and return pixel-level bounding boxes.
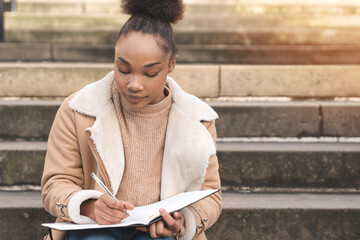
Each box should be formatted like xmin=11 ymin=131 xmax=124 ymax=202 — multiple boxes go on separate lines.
xmin=127 ymin=95 xmax=145 ymax=104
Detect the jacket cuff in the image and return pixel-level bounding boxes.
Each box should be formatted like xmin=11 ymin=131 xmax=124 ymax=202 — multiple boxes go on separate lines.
xmin=68 ymin=190 xmax=103 ymax=224
xmin=179 ymin=207 xmax=196 ymax=240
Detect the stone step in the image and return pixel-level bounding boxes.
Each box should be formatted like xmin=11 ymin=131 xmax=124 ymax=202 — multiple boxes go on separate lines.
xmin=2 ymin=63 xmax=360 ymax=98
xmin=0 ymin=63 xmax=219 ymax=98
xmin=218 ymin=141 xmax=360 ymax=191
xmin=13 ymin=0 xmax=360 ymax=15
xmin=1 ymin=191 xmax=359 ymax=239
xmin=6 ymin=27 xmax=360 ymax=46
xmin=6 ymin=13 xmax=360 ymax=30
xmin=1 ymin=141 xmax=360 ymax=190
xmin=2 ymin=43 xmax=360 ymax=64
xmin=5 ymin=13 xmax=360 ymax=45
xmin=2 ymin=100 xmax=359 ymax=139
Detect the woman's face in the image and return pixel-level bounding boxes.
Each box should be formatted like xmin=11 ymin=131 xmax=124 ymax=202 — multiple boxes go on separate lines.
xmin=114 ymin=32 xmax=177 ymax=110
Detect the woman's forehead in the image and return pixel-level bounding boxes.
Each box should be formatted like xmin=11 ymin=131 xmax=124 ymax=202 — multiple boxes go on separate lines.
xmin=115 ymin=32 xmax=168 ymax=60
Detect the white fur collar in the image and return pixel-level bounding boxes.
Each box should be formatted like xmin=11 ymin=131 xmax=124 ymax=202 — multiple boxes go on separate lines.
xmin=69 ymin=71 xmax=218 ymax=198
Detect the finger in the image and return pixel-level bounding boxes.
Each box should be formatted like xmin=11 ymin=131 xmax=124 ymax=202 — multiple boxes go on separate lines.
xmin=96 ymin=213 xmax=122 ymax=225
xmin=156 ymin=220 xmax=173 ymax=237
xmin=159 ymin=208 xmax=177 ymax=230
xmin=149 ymin=223 xmax=159 ymax=239
xmin=101 ymin=195 xmax=122 ymax=209
xmin=173 ymin=211 xmax=183 ymax=220
xmin=95 ymin=200 xmax=128 ymax=219
xmin=122 ymin=201 xmax=135 ymax=211
xmin=136 ymin=226 xmax=149 ymax=232
xmin=97 ymin=196 xmax=133 ymax=218
xmin=94 ymin=207 xmax=125 ymax=224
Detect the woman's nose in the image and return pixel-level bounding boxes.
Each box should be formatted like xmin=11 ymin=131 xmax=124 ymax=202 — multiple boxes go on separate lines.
xmin=127 ymin=75 xmax=143 ymax=92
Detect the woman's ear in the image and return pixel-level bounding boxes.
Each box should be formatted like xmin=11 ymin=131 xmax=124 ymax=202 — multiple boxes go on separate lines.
xmin=168 ymin=54 xmax=178 ymax=74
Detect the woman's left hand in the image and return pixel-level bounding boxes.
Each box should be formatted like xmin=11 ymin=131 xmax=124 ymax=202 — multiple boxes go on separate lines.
xmin=136 ymin=208 xmax=183 ymax=238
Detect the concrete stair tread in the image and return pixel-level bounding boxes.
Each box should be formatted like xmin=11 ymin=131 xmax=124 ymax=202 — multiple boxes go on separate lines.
xmin=1 ymin=140 xmax=359 ymax=189
xmin=12 ymin=0 xmax=360 ymax=17
xmin=1 ymin=191 xmax=360 ymax=209
xmin=2 ymin=140 xmax=360 ymax=151
xmin=2 ymin=43 xmax=360 ymax=64
xmin=217 ymin=141 xmax=360 ymax=152
xmin=2 ymin=98 xmax=360 ymax=107
xmin=15 ymin=0 xmax=360 ymax=6
xmin=0 ymin=141 xmax=47 ymax=150
xmin=1 ymin=99 xmax=360 ymax=138
xmin=1 ymin=193 xmax=359 ymax=239
xmin=3 ymin=62 xmax=360 ymax=99
xmin=0 ymin=191 xmax=43 ymax=208
xmin=6 ymin=13 xmax=360 ymax=30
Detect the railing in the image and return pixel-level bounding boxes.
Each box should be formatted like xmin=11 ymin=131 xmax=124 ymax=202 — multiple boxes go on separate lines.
xmin=0 ymin=0 xmax=4 ymax=42
xmin=0 ymin=0 xmax=16 ymax=43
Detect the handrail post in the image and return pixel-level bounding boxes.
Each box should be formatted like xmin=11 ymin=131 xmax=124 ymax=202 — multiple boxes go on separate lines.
xmin=10 ymin=0 xmax=16 ymax=12
xmin=0 ymin=0 xmax=4 ymax=43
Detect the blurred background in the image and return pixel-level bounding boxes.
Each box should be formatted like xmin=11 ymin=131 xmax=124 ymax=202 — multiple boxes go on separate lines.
xmin=0 ymin=0 xmax=360 ymax=239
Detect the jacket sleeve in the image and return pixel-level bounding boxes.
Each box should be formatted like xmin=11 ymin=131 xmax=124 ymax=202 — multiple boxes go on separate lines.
xmin=41 ymin=97 xmax=102 ymax=224
xmin=180 ymin=120 xmax=223 ymax=239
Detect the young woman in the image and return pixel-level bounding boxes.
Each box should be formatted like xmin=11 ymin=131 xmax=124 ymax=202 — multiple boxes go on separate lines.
xmin=41 ymin=0 xmax=222 ymax=239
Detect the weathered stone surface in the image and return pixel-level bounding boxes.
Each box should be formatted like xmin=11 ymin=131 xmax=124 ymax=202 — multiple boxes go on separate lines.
xmin=170 ymin=65 xmax=219 ymax=97
xmin=211 ymin=101 xmax=320 ymax=138
xmin=3 ymin=43 xmax=360 ymax=64
xmin=0 ymin=142 xmax=47 ymax=186
xmin=6 ymin=27 xmax=360 ymax=46
xmin=0 ymin=101 xmax=60 ymax=139
xmin=221 ymin=65 xmax=360 ymax=97
xmin=0 ymin=43 xmax=51 ymax=62
xmin=1 ymin=101 xmax=360 ymax=139
xmin=1 ymin=141 xmax=360 ymax=189
xmin=0 ymin=208 xmax=54 ymax=239
xmin=4 ymin=13 xmax=128 ymax=30
xmin=321 ymin=102 xmax=360 ymax=137
xmin=218 ymin=142 xmax=360 ymax=190
xmin=52 ymin=43 xmax=115 ymax=62
xmin=207 ymin=209 xmax=360 ymax=240
xmin=6 ymin=29 xmax=118 ymax=44
xmin=0 ymin=63 xmax=112 ymax=97
xmin=178 ymin=45 xmax=360 ymax=64
xmin=0 ymin=63 xmax=219 ymax=98
xmin=1 ymin=191 xmax=360 ymax=240
xmin=14 ymin=0 xmax=360 ymax=16
xmin=3 ymin=63 xmax=360 ymax=98
xmin=6 ymin=13 xmax=360 ymax=30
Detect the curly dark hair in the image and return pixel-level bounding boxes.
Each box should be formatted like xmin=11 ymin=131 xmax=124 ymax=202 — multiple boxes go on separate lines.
xmin=121 ymin=0 xmax=184 ymax=24
xmin=117 ymin=0 xmax=185 ymax=62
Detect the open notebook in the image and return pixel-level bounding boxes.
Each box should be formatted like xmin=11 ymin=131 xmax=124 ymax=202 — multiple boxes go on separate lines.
xmin=42 ymin=189 xmax=219 ymax=231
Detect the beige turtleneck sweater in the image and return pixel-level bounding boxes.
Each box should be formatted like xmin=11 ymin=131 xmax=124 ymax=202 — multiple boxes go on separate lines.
xmin=111 ymin=82 xmax=172 ymax=206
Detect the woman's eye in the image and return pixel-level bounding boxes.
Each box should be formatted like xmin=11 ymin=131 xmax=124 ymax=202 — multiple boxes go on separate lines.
xmin=145 ymin=73 xmax=159 ymax=78
xmin=119 ymin=69 xmax=130 ymax=74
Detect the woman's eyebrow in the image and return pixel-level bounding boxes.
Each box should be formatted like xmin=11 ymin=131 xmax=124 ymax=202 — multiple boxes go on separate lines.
xmin=144 ymin=62 xmax=161 ymax=68
xmin=117 ymin=57 xmax=161 ymax=68
xmin=117 ymin=57 xmax=130 ymax=65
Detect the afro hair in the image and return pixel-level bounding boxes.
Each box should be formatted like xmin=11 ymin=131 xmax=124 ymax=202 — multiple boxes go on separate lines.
xmin=121 ymin=0 xmax=184 ymax=24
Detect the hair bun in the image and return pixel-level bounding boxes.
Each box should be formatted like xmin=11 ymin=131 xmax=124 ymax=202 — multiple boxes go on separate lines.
xmin=121 ymin=0 xmax=184 ymax=24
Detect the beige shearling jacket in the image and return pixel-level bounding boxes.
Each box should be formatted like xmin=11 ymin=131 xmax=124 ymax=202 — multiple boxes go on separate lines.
xmin=41 ymin=71 xmax=223 ymax=240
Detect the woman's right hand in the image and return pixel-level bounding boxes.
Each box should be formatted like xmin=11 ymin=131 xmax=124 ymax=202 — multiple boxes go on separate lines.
xmin=81 ymin=194 xmax=134 ymax=225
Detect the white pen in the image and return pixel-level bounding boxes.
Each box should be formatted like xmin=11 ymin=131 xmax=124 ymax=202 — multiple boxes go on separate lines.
xmin=90 ymin=172 xmax=130 ymax=216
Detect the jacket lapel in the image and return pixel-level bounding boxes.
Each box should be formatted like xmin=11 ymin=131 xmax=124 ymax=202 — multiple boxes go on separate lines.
xmin=161 ymin=77 xmax=218 ymax=199
xmin=69 ymin=71 xmax=218 ymax=198
xmin=69 ymin=71 xmax=125 ymax=194
xmin=85 ymin=103 xmax=125 ymax=194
